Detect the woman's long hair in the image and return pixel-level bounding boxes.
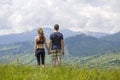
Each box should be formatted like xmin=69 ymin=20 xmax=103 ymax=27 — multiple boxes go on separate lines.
xmin=37 ymin=28 xmax=45 ymax=43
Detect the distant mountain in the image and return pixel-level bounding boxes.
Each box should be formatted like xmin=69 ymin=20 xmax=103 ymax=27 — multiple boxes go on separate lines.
xmin=79 ymin=31 xmax=109 ymax=38
xmin=100 ymin=32 xmax=120 ymax=49
xmin=0 ymin=28 xmax=108 ymax=45
xmin=65 ymin=33 xmax=120 ymax=56
xmin=101 ymin=32 xmax=120 ymax=42
xmin=0 ymin=30 xmax=37 ymax=45
xmin=60 ymin=29 xmax=80 ymax=38
xmin=0 ymin=28 xmax=77 ymax=45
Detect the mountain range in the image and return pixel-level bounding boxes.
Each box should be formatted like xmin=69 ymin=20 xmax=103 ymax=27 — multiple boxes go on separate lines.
xmin=0 ymin=28 xmax=120 ymax=67
xmin=65 ymin=32 xmax=120 ymax=56
xmin=0 ymin=28 xmax=119 ymax=57
xmin=0 ymin=28 xmax=108 ymax=45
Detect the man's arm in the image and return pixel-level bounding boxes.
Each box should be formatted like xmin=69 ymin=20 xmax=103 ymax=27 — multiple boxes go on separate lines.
xmin=61 ymin=39 xmax=64 ymax=55
xmin=48 ymin=39 xmax=52 ymax=54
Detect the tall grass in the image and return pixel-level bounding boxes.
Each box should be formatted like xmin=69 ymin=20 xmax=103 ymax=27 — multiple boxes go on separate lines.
xmin=0 ymin=64 xmax=120 ymax=80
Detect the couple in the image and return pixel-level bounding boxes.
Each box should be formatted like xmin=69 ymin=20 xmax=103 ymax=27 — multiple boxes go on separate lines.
xmin=34 ymin=24 xmax=64 ymax=67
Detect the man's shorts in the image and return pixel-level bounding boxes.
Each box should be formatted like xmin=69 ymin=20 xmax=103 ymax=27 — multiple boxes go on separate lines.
xmin=51 ymin=50 xmax=61 ymax=59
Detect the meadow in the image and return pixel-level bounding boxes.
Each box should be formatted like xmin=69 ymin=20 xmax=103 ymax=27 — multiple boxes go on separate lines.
xmin=0 ymin=64 xmax=120 ymax=80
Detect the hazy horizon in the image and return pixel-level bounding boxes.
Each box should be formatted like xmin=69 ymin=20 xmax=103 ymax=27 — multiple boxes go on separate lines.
xmin=0 ymin=27 xmax=116 ymax=36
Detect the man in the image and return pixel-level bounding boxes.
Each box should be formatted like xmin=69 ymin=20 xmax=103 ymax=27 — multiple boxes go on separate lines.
xmin=49 ymin=24 xmax=64 ymax=67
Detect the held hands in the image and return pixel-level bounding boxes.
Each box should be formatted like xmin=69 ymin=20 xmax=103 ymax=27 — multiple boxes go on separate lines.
xmin=48 ymin=49 xmax=51 ymax=55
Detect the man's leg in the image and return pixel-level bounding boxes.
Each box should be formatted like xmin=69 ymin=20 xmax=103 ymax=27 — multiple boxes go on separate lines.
xmin=57 ymin=51 xmax=62 ymax=66
xmin=57 ymin=56 xmax=61 ymax=66
xmin=52 ymin=57 xmax=56 ymax=67
xmin=51 ymin=50 xmax=57 ymax=67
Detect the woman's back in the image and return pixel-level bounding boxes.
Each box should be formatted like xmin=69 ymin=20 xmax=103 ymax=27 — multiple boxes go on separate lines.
xmin=36 ymin=36 xmax=45 ymax=49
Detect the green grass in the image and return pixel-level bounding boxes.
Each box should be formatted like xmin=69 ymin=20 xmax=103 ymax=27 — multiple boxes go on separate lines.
xmin=0 ymin=65 xmax=120 ymax=80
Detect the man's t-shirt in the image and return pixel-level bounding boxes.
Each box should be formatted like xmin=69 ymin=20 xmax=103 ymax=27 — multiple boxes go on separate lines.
xmin=50 ymin=32 xmax=63 ymax=50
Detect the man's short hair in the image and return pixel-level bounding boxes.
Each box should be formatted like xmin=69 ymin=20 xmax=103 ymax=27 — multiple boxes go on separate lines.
xmin=54 ymin=24 xmax=59 ymax=30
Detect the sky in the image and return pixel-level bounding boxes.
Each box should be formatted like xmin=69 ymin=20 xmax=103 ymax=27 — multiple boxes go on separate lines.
xmin=0 ymin=0 xmax=120 ymax=35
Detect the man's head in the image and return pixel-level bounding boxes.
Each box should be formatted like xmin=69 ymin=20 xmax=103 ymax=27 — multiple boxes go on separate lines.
xmin=54 ymin=24 xmax=59 ymax=31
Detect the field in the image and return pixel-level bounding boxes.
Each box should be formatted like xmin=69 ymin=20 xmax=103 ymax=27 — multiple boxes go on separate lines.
xmin=0 ymin=41 xmax=120 ymax=80
xmin=0 ymin=64 xmax=120 ymax=80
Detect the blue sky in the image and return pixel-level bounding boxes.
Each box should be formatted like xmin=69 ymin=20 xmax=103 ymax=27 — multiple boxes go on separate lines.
xmin=0 ymin=0 xmax=120 ymax=35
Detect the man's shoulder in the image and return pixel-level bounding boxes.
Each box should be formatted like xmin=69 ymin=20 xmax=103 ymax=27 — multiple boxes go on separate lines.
xmin=50 ymin=32 xmax=55 ymax=36
xmin=58 ymin=32 xmax=63 ymax=36
xmin=50 ymin=32 xmax=63 ymax=37
xmin=56 ymin=32 xmax=63 ymax=35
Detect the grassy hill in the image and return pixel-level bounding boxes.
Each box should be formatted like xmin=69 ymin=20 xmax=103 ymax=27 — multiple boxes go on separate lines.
xmin=63 ymin=51 xmax=120 ymax=68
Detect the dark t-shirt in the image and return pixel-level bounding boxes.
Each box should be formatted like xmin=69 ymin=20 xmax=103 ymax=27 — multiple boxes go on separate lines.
xmin=50 ymin=32 xmax=63 ymax=50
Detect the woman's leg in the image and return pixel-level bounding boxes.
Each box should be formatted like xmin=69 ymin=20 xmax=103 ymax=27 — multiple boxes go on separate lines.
xmin=36 ymin=51 xmax=40 ymax=65
xmin=41 ymin=49 xmax=45 ymax=66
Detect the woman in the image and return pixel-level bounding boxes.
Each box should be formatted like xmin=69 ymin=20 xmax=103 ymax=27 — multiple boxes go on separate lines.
xmin=34 ymin=28 xmax=49 ymax=67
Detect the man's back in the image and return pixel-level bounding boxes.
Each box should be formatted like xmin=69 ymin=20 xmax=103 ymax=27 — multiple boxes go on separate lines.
xmin=50 ymin=32 xmax=63 ymax=50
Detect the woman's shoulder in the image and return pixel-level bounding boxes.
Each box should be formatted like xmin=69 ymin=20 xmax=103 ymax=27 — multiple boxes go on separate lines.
xmin=35 ymin=36 xmax=39 ymax=39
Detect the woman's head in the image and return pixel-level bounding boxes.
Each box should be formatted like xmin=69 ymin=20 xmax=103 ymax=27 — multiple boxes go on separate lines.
xmin=37 ymin=28 xmax=43 ymax=34
xmin=37 ymin=28 xmax=44 ymax=37
xmin=37 ymin=27 xmax=45 ymax=42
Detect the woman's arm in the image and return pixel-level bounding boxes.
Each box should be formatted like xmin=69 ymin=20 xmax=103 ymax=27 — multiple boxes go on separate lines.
xmin=44 ymin=37 xmax=50 ymax=54
xmin=34 ymin=37 xmax=37 ymax=56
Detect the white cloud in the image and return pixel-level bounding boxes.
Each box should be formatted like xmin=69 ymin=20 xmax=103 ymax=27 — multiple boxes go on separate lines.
xmin=0 ymin=0 xmax=120 ymax=35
